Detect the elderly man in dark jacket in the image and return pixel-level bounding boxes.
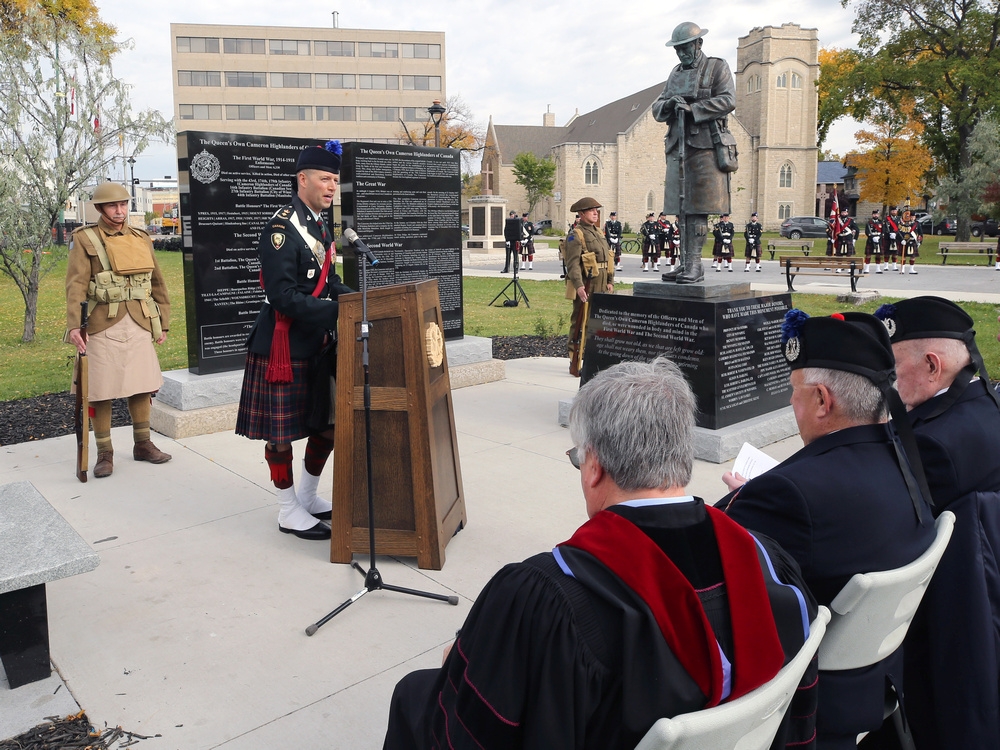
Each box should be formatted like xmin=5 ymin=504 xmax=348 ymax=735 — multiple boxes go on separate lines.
xmin=874 ymin=297 xmax=1000 ymax=750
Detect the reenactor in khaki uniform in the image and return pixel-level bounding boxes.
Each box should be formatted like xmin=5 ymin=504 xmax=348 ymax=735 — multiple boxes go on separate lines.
xmin=65 ymin=182 xmax=172 ymax=478
xmin=566 ymin=196 xmax=615 ymax=377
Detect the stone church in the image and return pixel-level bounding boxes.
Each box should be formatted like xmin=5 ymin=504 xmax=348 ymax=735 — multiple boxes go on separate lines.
xmin=481 ymin=23 xmax=819 ymax=232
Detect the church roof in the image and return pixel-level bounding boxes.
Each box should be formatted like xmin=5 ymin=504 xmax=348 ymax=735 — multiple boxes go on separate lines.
xmin=817 ymin=160 xmax=847 ymax=184
xmin=561 ymin=81 xmax=666 ymax=144
xmin=491 ymin=80 xmax=667 ymax=163
xmin=492 ymin=124 xmax=567 ymax=164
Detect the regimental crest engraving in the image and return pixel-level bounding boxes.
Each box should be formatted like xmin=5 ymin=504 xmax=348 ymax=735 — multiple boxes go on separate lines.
xmin=783 ymin=336 xmax=801 ymax=363
xmin=882 ymin=317 xmax=897 ymax=338
xmin=271 ymin=233 xmax=285 ymax=250
xmin=425 ymin=322 xmax=444 ymax=368
xmin=190 ymin=149 xmax=221 ymax=185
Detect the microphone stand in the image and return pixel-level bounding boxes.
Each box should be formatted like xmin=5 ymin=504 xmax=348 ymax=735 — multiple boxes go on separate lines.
xmin=306 ymin=242 xmax=458 ymax=636
xmin=489 ymin=246 xmax=531 ymax=308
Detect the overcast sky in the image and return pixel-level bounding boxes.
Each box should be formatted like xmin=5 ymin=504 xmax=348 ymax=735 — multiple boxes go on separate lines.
xmin=93 ymin=0 xmax=863 ymax=181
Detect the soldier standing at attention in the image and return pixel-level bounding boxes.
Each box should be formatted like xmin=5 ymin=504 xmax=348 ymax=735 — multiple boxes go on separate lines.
xmin=885 ymin=207 xmax=903 ymax=271
xmin=65 ymin=182 xmax=172 ymax=478
xmin=653 ymin=22 xmax=737 ymax=284
xmin=712 ymin=212 xmax=734 ymax=271
xmin=639 ymin=212 xmax=658 ymax=272
xmin=502 ymin=210 xmax=522 ymax=274
xmin=565 ymin=197 xmax=614 ymax=377
xmin=863 ymin=209 xmax=884 ymax=274
xmin=604 ymin=211 xmax=623 ymax=271
xmin=520 ymin=212 xmax=535 ymax=270
xmin=235 ymin=141 xmax=354 ymax=541
xmin=743 ymin=211 xmax=762 ymax=272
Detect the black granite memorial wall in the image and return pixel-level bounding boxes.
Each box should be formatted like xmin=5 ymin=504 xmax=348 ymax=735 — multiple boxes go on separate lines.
xmin=177 ymin=130 xmax=337 ymax=374
xmin=580 ymin=293 xmax=793 ymax=429
xmin=339 ymin=142 xmax=464 ymax=338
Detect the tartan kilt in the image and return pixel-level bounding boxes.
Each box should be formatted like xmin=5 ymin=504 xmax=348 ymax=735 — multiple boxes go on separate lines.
xmin=236 ymin=352 xmax=312 ymax=443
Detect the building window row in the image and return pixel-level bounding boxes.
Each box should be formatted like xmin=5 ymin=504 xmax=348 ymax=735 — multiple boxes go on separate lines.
xmin=179 ymin=104 xmax=429 ymax=122
xmin=778 ymin=203 xmax=791 ymax=220
xmin=585 ymin=159 xmax=600 ymax=185
xmin=179 ymin=70 xmax=440 ymax=91
xmin=746 ymin=74 xmax=761 ymax=94
xmin=178 ymin=36 xmax=440 ymax=59
xmin=776 ymin=71 xmax=803 ymax=89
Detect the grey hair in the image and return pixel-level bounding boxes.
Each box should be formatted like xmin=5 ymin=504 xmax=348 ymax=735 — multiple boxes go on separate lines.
xmin=912 ymin=337 xmax=972 ymax=370
xmin=801 ymin=367 xmax=888 ymax=423
xmin=568 ymin=357 xmax=696 ymax=491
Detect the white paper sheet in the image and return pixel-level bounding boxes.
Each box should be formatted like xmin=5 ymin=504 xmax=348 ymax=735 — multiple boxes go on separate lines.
xmin=732 ymin=442 xmax=779 ymax=481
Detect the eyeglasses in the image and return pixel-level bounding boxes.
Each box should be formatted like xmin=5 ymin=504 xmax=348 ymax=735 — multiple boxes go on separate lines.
xmin=566 ymin=447 xmax=581 ymax=470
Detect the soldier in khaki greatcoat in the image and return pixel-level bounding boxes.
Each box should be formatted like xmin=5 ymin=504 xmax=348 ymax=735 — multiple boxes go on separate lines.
xmin=66 ymin=182 xmax=172 ymax=478
xmin=565 ymin=196 xmax=615 ymax=376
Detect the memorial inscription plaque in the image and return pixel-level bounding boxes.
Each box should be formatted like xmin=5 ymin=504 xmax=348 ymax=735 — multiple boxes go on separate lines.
xmin=339 ymin=142 xmax=464 ymax=338
xmin=580 ymin=293 xmax=793 ymax=429
xmin=178 ymin=130 xmax=337 ymax=374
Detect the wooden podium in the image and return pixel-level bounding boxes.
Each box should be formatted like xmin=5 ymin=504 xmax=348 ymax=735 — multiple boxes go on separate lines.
xmin=331 ymin=280 xmax=466 ymax=570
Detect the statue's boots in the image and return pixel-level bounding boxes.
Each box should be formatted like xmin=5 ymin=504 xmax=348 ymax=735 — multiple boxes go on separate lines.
xmin=676 ymin=254 xmax=705 ymax=284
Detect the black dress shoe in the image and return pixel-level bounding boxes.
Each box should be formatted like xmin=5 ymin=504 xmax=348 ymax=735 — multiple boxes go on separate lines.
xmin=501 ymin=267 xmax=510 ymax=273
xmin=311 ymin=510 xmax=332 ymax=521
xmin=279 ymin=521 xmax=331 ymax=540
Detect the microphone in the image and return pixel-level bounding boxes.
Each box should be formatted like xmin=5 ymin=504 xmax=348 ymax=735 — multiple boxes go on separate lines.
xmin=342 ymin=228 xmax=380 ymax=266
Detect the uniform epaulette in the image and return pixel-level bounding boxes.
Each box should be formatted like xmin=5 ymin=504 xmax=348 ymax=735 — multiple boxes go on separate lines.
xmin=276 ymin=205 xmax=294 ymax=220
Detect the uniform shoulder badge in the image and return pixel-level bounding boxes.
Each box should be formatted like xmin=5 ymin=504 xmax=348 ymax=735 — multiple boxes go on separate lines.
xmin=567 ymin=231 xmax=575 ymax=242
xmin=277 ymin=205 xmax=293 ymax=219
xmin=271 ymin=232 xmax=286 ymax=250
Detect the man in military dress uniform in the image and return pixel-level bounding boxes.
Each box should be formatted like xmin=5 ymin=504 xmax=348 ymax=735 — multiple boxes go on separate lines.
xmin=899 ymin=212 xmax=922 ymax=274
xmin=519 ymin=212 xmax=535 ymax=270
xmin=712 ymin=212 xmax=734 ymax=271
xmin=565 ymin=197 xmax=614 ymax=377
xmin=639 ymin=212 xmax=659 ymax=272
xmin=604 ymin=211 xmax=623 ymax=271
xmin=743 ymin=211 xmax=762 ymax=272
xmin=863 ymin=209 xmax=884 ymax=274
xmin=874 ymin=297 xmax=1000 ymax=750
xmin=884 ymin=207 xmax=904 ymax=271
xmin=653 ymin=22 xmax=737 ymax=284
xmin=834 ymin=207 xmax=858 ymax=257
xmin=66 ymin=182 xmax=172 ymax=478
xmin=235 ymin=141 xmax=354 ymax=541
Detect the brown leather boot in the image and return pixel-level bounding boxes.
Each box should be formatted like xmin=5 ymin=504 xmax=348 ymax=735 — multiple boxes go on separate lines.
xmin=94 ymin=451 xmax=114 ymax=478
xmin=133 ymin=440 xmax=172 ymax=464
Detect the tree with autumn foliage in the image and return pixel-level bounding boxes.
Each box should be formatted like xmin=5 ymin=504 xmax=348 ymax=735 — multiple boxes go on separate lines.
xmin=817 ymin=47 xmax=861 ymax=148
xmin=398 ymin=95 xmax=485 ymax=169
xmin=0 ymin=0 xmax=171 ymax=342
xmin=844 ymin=102 xmax=933 ymax=211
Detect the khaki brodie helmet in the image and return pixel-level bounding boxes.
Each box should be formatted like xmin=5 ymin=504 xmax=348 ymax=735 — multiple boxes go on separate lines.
xmin=90 ymin=182 xmax=131 ymax=205
xmin=570 ymin=196 xmax=602 ymax=212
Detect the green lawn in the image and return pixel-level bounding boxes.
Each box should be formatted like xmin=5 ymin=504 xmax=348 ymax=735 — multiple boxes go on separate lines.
xmin=1 ymin=250 xmax=998 ymax=401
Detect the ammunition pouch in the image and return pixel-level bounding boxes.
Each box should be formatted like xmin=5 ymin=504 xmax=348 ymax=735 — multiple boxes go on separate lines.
xmin=581 ymin=251 xmax=600 ymax=278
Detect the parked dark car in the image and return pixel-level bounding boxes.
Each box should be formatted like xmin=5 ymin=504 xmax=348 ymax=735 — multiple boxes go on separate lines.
xmin=917 ymin=216 xmax=957 ymax=235
xmin=779 ymin=215 xmax=830 ymax=239
xmin=970 ymin=218 xmax=998 ymax=237
xmin=533 ymin=219 xmax=553 ymax=234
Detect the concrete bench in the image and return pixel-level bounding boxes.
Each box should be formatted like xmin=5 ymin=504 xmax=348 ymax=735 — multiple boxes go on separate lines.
xmin=938 ymin=242 xmax=996 ymax=265
xmin=767 ymin=239 xmax=814 ymax=260
xmin=0 ymin=481 xmax=99 ymax=689
xmin=783 ymin=256 xmax=862 ymax=293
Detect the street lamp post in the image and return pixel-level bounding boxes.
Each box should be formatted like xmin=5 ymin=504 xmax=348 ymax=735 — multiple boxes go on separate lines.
xmin=127 ymin=157 xmax=137 ymax=212
xmin=427 ymin=99 xmax=446 ymax=148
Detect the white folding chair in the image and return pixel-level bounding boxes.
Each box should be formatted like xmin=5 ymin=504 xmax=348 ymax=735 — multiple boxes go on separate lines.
xmin=634 ymin=606 xmax=831 ymax=750
xmin=818 ymin=510 xmax=955 ymax=671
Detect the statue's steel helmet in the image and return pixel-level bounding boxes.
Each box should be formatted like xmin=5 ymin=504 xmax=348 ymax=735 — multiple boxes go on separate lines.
xmin=665 ymin=22 xmax=708 ymax=47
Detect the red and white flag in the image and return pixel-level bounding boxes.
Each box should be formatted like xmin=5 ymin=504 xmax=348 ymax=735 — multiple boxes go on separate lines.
xmin=830 ymin=191 xmax=843 ymax=236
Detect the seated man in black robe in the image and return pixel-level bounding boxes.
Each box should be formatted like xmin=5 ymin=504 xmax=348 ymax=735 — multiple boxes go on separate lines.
xmin=384 ymin=357 xmax=818 ymax=750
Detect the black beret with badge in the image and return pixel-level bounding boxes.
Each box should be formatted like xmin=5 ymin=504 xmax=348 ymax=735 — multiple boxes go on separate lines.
xmin=874 ymin=296 xmax=973 ymax=343
xmin=780 ymin=309 xmax=894 ymax=385
xmin=296 ymin=139 xmax=342 ymax=174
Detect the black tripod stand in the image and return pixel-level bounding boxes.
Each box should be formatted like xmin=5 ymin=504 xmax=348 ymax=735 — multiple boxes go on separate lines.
xmin=489 ymin=249 xmax=530 ymax=308
xmin=306 ymin=240 xmax=458 ymax=636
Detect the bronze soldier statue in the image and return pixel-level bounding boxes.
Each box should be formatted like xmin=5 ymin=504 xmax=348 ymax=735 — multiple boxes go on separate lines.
xmin=652 ymin=22 xmax=737 ymax=284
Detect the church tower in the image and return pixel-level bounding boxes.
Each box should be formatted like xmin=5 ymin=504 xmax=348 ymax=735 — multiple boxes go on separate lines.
xmin=735 ymin=24 xmax=819 ymax=229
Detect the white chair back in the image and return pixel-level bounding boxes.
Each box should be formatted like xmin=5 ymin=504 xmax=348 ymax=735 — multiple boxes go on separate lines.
xmin=634 ymin=606 xmax=831 ymax=750
xmin=818 ymin=510 xmax=955 ymax=671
